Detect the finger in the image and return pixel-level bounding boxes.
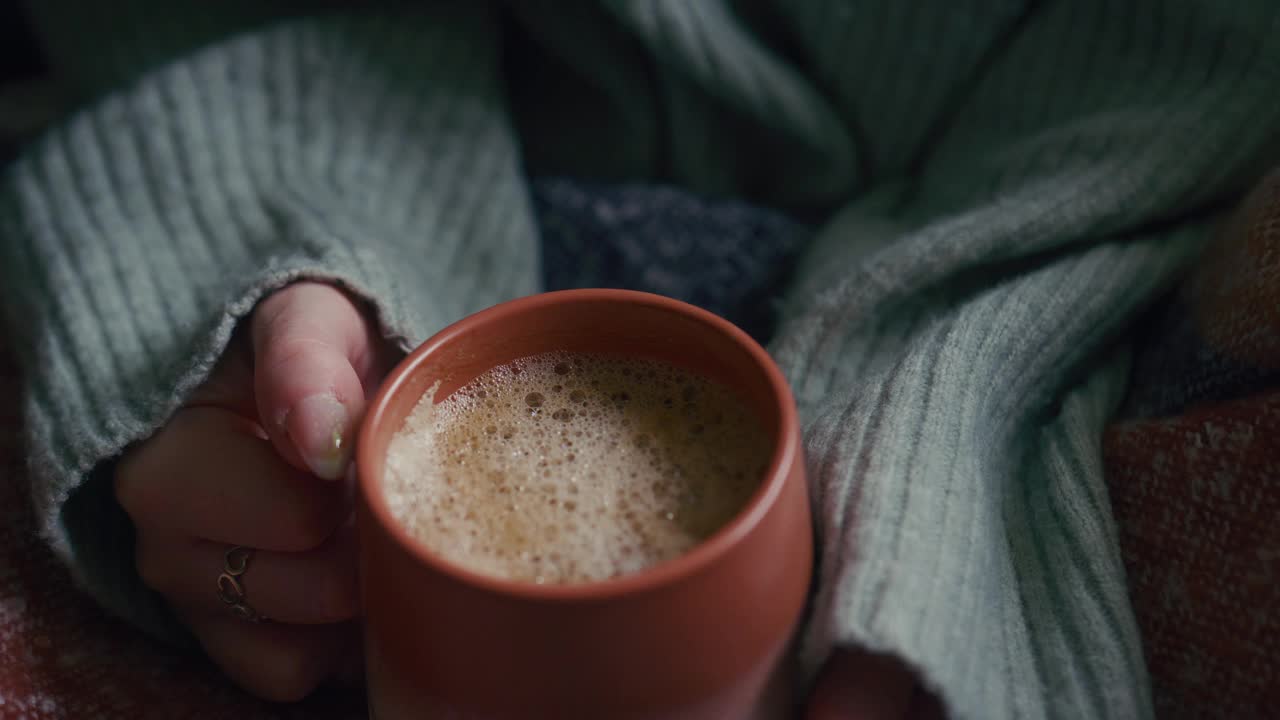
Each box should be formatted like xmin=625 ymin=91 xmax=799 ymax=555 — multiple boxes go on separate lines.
xmin=187 ymin=614 xmax=355 ymax=703
xmin=136 ymin=523 xmax=358 ymax=625
xmin=251 ymin=282 xmax=381 ymax=480
xmin=806 ymin=649 xmax=916 ymax=720
xmin=116 ymin=406 xmax=347 ymax=551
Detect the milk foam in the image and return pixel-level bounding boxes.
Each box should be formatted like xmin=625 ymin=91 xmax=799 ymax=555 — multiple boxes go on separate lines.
xmin=383 ymin=352 xmax=771 ymax=584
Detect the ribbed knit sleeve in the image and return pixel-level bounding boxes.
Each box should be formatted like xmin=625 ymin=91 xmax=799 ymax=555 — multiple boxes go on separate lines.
xmin=766 ymin=4 xmax=1280 ymax=720
xmin=603 ymin=1 xmax=1280 ymax=719
xmin=0 ymin=3 xmax=539 ymax=642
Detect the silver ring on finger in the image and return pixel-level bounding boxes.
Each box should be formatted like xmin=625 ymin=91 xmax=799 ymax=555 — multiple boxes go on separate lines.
xmin=215 ymin=545 xmax=266 ymax=622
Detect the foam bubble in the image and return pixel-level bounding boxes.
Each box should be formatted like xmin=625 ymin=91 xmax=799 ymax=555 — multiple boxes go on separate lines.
xmin=382 ymin=352 xmax=770 ymax=584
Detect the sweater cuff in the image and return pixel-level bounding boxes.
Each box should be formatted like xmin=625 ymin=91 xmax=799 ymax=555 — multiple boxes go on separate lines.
xmin=2 ymin=4 xmax=539 ymax=641
xmin=771 ymin=200 xmax=1209 ymax=719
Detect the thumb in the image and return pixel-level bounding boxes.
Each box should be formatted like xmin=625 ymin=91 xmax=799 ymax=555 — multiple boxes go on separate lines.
xmin=251 ymin=282 xmax=379 ymax=480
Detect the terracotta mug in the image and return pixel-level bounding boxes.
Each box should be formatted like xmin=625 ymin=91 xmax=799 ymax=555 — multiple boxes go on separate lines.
xmin=355 ymin=289 xmax=812 ymax=719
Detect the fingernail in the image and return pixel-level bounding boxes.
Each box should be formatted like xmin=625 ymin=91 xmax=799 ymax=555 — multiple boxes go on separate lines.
xmin=292 ymin=393 xmax=351 ymax=481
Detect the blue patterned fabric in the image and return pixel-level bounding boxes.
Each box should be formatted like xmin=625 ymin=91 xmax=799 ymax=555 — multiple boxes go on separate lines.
xmin=533 ymin=178 xmax=809 ymax=343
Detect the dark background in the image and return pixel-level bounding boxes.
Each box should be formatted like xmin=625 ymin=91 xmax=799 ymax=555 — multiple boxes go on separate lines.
xmin=0 ymin=1 xmax=47 ymax=164
xmin=0 ymin=2 xmax=42 ymax=83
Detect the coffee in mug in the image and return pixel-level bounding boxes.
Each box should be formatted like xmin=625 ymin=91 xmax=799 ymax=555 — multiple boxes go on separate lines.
xmin=383 ymin=351 xmax=771 ymax=585
xmin=356 ymin=289 xmax=811 ymax=720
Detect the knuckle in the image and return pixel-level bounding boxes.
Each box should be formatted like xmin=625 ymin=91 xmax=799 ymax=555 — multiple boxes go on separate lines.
xmin=253 ymin=287 xmax=296 ymax=333
xmin=253 ymin=286 xmax=359 ymax=376
xmin=255 ymin=288 xmax=328 ymax=342
xmin=262 ymin=336 xmax=340 ymax=379
xmin=114 ymin=410 xmax=201 ymax=518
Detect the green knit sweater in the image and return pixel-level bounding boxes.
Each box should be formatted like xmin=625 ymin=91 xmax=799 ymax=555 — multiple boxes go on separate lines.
xmin=4 ymin=2 xmax=1277 ymax=718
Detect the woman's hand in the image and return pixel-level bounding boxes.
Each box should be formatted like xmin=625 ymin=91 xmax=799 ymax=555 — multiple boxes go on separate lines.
xmin=113 ymin=280 xmax=943 ymax=714
xmin=115 ymin=282 xmax=398 ymax=701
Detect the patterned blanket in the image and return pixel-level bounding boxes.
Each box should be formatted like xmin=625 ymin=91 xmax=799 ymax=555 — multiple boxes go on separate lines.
xmin=1103 ymin=169 xmax=1280 ymax=720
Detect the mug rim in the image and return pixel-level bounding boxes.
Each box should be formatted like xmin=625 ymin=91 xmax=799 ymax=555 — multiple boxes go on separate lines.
xmin=356 ymin=289 xmax=801 ymax=602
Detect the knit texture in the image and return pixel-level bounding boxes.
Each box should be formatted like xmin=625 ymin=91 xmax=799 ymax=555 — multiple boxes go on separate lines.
xmin=2 ymin=3 xmax=540 ymax=639
xmin=3 ymin=2 xmax=1279 ymax=719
